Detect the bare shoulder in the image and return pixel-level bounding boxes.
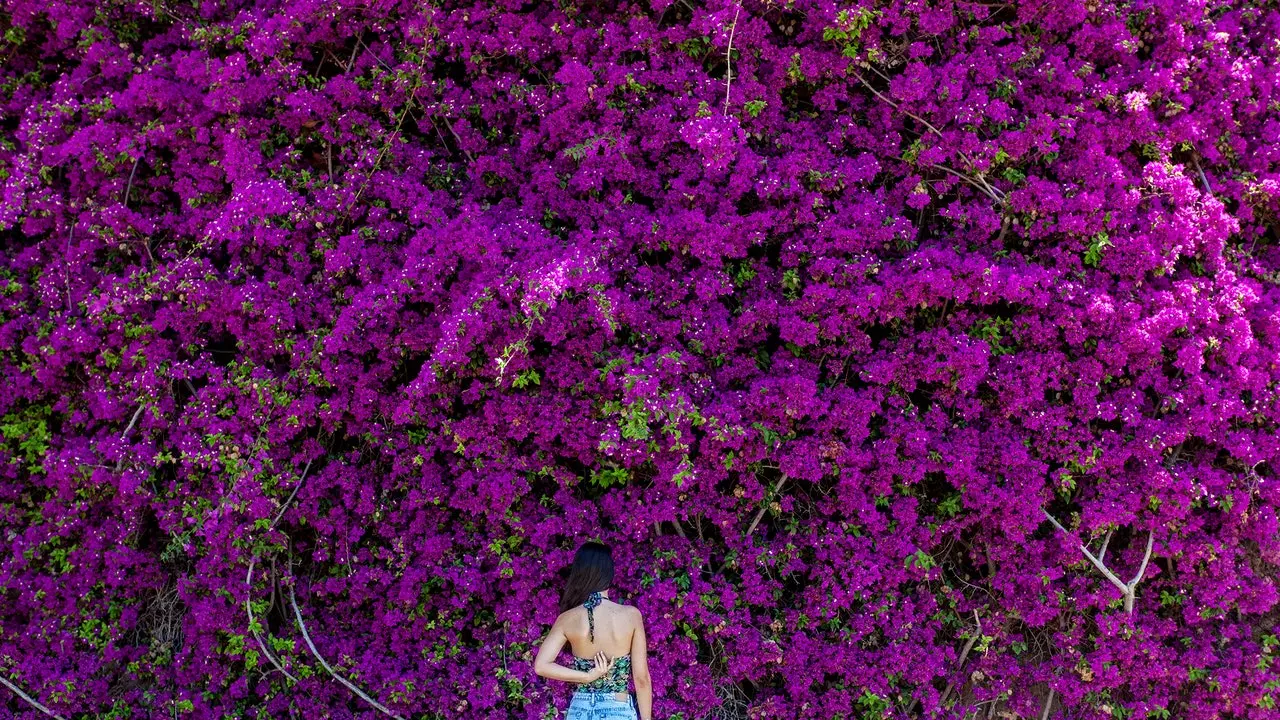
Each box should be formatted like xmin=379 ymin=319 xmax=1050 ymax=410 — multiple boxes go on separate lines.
xmin=624 ymin=604 xmax=643 ymax=624
xmin=553 ymin=605 xmax=584 ymax=627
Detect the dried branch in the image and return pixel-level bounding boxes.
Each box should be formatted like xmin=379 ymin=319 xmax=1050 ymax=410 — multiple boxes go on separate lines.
xmin=121 ymin=403 xmax=146 ymax=441
xmin=288 ymin=585 xmax=408 ymax=720
xmin=271 ymin=459 xmax=314 ymax=530
xmin=1042 ymin=509 xmax=1155 ymax=613
xmin=122 ymin=155 xmax=141 ymax=206
xmin=745 ymin=476 xmax=788 ymax=537
xmin=1040 ymin=688 xmax=1056 ymax=720
xmin=1126 ymin=531 xmax=1156 ymax=613
xmin=1097 ymin=529 xmax=1113 ymax=564
xmin=1192 ymin=158 xmax=1214 ymax=197
xmin=854 ymin=69 xmax=1006 ymax=207
xmin=347 ymin=31 xmax=364 ymax=71
xmin=908 ymin=611 xmax=981 ymax=714
xmin=437 ymin=115 xmax=476 ymax=164
xmin=115 ymin=403 xmax=148 ymax=472
xmin=939 ymin=611 xmax=982 ymax=705
xmin=246 ymin=559 xmax=298 ymax=683
xmin=0 ymin=676 xmax=68 ymax=720
xmin=723 ymin=3 xmax=742 ymax=115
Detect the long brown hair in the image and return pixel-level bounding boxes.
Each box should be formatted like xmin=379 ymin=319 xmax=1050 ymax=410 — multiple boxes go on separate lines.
xmin=558 ymin=541 xmax=614 ymax=613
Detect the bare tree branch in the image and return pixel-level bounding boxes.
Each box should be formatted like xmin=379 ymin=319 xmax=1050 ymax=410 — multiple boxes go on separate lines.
xmin=723 ymin=3 xmax=742 ymax=115
xmin=0 ymin=676 xmax=68 ymax=720
xmin=246 ymin=559 xmax=298 ymax=683
xmin=1097 ymin=529 xmax=1113 ymax=564
xmin=1041 ymin=509 xmax=1129 ymax=594
xmin=122 ymin=155 xmax=141 ymax=206
xmin=115 ymin=403 xmax=148 ymax=472
xmin=909 ymin=611 xmax=981 ymax=714
xmin=288 ymin=585 xmax=407 ymax=720
xmin=1125 ymin=531 xmax=1156 ymax=613
xmin=745 ymin=476 xmax=788 ymax=537
xmin=271 ymin=459 xmax=315 ymax=530
xmin=121 ymin=403 xmax=146 ymax=441
xmin=1042 ymin=509 xmax=1155 ymax=613
xmin=1040 ymin=688 xmax=1056 ymax=720
xmin=854 ymin=69 xmax=1007 ymax=207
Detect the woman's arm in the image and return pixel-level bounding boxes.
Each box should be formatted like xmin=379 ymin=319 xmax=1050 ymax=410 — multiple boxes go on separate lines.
xmin=533 ymin=619 xmax=612 ymax=683
xmin=629 ymin=608 xmax=652 ymax=720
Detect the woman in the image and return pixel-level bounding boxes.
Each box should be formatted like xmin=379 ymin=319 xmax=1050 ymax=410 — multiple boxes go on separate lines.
xmin=534 ymin=541 xmax=653 ymax=720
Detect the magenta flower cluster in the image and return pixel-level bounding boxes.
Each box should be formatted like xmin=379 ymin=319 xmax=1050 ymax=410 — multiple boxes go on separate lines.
xmin=2 ymin=1 xmax=1280 ymax=719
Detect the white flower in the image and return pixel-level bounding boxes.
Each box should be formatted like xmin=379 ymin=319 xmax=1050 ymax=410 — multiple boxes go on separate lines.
xmin=1124 ymin=90 xmax=1150 ymax=112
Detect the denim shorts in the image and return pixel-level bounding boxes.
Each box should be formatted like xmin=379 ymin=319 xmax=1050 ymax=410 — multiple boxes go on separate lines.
xmin=565 ymin=690 xmax=638 ymax=720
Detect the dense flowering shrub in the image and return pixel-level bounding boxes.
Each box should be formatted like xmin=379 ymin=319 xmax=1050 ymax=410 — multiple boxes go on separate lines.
xmin=3 ymin=0 xmax=1280 ymax=718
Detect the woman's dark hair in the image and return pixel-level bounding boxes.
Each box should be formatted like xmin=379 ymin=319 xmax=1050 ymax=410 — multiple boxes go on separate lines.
xmin=558 ymin=541 xmax=614 ymax=613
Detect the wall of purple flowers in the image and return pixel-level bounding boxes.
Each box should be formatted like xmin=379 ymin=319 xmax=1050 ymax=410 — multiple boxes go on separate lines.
xmin=2 ymin=0 xmax=1279 ymax=718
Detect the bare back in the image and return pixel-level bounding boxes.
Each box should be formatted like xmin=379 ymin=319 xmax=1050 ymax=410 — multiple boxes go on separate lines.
xmin=560 ymin=599 xmax=638 ymax=659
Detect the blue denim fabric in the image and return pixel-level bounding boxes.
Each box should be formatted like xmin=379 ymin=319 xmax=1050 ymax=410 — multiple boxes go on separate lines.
xmin=565 ymin=690 xmax=638 ymax=720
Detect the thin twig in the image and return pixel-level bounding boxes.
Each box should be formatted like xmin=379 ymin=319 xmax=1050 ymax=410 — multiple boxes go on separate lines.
xmin=272 ymin=459 xmax=315 ymax=530
xmin=0 ymin=676 xmax=68 ymax=720
xmin=1192 ymin=158 xmax=1214 ymax=197
xmin=937 ymin=611 xmax=983 ymax=706
xmin=115 ymin=403 xmax=148 ymax=472
xmin=347 ymin=31 xmax=363 ymax=71
xmin=1126 ymin=527 xmax=1157 ymax=609
xmin=745 ymin=476 xmax=788 ymax=537
xmin=1040 ymin=688 xmax=1055 ymax=720
xmin=288 ymin=585 xmax=408 ymax=720
xmin=855 ymin=70 xmax=1006 ymax=206
xmin=925 ymin=162 xmax=1007 ymax=205
xmin=246 ymin=559 xmax=298 ymax=683
xmin=122 ymin=155 xmax=141 ymax=206
xmin=351 ymin=94 xmax=422 ymax=207
xmin=121 ymin=403 xmax=146 ymax=440
xmin=439 ymin=115 xmax=476 ymax=163
xmin=723 ymin=3 xmax=742 ymax=115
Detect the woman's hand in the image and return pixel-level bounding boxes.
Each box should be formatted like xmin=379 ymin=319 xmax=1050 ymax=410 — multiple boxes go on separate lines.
xmin=581 ymin=651 xmax=614 ymax=682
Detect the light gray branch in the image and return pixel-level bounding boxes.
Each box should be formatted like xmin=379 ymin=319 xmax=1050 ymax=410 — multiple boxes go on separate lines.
xmin=288 ymin=585 xmax=407 ymax=720
xmin=246 ymin=559 xmax=298 ymax=683
xmin=0 ymin=675 xmax=68 ymax=720
xmin=123 ymin=156 xmax=141 ymax=206
xmin=121 ymin=403 xmax=146 ymax=441
xmin=115 ymin=403 xmax=148 ymax=472
xmin=909 ymin=611 xmax=981 ymax=714
xmin=1042 ymin=509 xmax=1155 ymax=613
xmin=745 ymin=476 xmax=788 ymax=537
xmin=671 ymin=518 xmax=687 ymax=538
xmin=271 ymin=459 xmax=314 ymax=530
xmin=1040 ymin=688 xmax=1056 ymax=720
xmin=723 ymin=3 xmax=742 ymax=115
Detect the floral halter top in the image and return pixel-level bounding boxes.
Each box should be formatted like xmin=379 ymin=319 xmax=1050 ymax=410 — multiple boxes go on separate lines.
xmin=569 ymin=591 xmax=632 ymax=694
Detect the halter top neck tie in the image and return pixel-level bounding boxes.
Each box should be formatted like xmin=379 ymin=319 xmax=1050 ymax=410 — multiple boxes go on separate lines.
xmin=583 ymin=591 xmax=603 ymax=642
